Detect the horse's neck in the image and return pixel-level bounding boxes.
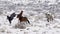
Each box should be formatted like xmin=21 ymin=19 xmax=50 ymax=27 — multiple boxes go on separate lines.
xmin=20 ymin=11 xmax=23 ymax=16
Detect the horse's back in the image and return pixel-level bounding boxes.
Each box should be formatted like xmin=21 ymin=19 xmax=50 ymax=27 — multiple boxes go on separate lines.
xmin=10 ymin=13 xmax=16 ymax=18
xmin=20 ymin=17 xmax=28 ymax=22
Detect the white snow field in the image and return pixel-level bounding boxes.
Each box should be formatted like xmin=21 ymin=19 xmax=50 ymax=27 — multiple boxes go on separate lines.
xmin=0 ymin=0 xmax=60 ymax=34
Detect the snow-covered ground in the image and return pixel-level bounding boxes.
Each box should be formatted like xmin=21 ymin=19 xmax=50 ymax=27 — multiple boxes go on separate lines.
xmin=0 ymin=0 xmax=60 ymax=34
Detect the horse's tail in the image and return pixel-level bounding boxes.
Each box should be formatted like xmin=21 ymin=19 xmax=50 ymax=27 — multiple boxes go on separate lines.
xmin=27 ymin=20 xmax=30 ymax=24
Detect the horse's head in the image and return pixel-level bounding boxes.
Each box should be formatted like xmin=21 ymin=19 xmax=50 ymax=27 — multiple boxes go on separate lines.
xmin=20 ymin=10 xmax=23 ymax=16
xmin=21 ymin=10 xmax=23 ymax=13
xmin=17 ymin=10 xmax=23 ymax=18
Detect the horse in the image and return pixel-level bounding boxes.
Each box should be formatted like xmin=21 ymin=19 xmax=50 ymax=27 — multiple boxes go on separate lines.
xmin=7 ymin=13 xmax=16 ymax=24
xmin=17 ymin=11 xmax=30 ymax=24
xmin=45 ymin=13 xmax=53 ymax=22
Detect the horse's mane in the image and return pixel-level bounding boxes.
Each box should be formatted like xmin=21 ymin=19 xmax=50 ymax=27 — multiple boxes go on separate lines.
xmin=20 ymin=11 xmax=23 ymax=16
xmin=17 ymin=11 xmax=23 ymax=18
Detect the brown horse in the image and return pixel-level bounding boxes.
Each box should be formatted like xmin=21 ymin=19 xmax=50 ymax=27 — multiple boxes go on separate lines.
xmin=17 ymin=11 xmax=30 ymax=24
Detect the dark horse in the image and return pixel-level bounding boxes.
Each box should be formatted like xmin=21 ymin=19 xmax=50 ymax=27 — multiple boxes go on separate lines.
xmin=17 ymin=11 xmax=30 ymax=24
xmin=7 ymin=13 xmax=16 ymax=24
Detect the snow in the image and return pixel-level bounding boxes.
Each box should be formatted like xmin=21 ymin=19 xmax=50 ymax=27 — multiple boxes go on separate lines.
xmin=0 ymin=0 xmax=60 ymax=34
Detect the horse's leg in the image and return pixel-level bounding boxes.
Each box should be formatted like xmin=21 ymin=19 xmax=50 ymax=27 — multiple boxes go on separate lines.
xmin=8 ymin=20 xmax=11 ymax=26
xmin=47 ymin=18 xmax=49 ymax=22
xmin=52 ymin=17 xmax=53 ymax=21
xmin=9 ymin=20 xmax=11 ymax=24
xmin=18 ymin=20 xmax=20 ymax=25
